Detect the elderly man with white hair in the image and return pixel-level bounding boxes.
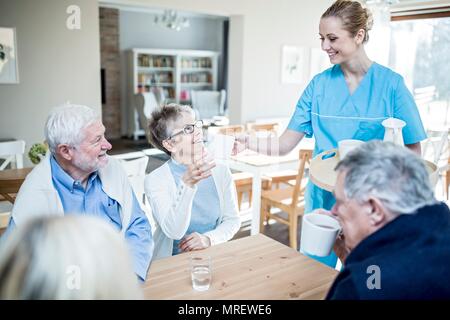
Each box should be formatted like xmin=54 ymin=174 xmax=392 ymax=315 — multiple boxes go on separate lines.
xmin=322 ymin=141 xmax=450 ymax=299
xmin=4 ymin=104 xmax=154 ymax=281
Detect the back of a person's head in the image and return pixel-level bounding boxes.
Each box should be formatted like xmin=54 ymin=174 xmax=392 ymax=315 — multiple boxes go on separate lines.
xmin=0 ymin=215 xmax=142 ymax=299
xmin=336 ymin=140 xmax=436 ymax=215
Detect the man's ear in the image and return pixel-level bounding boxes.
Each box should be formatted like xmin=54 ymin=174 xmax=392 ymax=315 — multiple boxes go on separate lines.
xmin=162 ymin=139 xmax=175 ymax=153
xmin=56 ymin=144 xmax=73 ymax=161
xmin=367 ymin=197 xmax=388 ymax=227
xmin=355 ymin=28 xmax=365 ymax=45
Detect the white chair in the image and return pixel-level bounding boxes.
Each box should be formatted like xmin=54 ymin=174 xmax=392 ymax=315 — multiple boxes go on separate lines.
xmin=114 ymin=154 xmax=149 ymax=204
xmin=422 ymin=128 xmax=449 ymax=165
xmin=0 ymin=140 xmax=26 ymax=170
xmin=191 ymin=89 xmax=226 ymax=120
xmin=114 ymin=154 xmax=156 ymax=233
xmin=133 ymin=88 xmax=166 ymax=140
xmin=422 ymin=129 xmax=450 ymax=198
xmin=0 ymin=140 xmax=25 ymax=231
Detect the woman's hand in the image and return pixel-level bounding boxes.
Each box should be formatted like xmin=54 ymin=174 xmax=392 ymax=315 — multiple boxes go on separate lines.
xmin=312 ymin=209 xmax=350 ymax=264
xmin=182 ymin=154 xmax=216 ymax=188
xmin=179 ymin=232 xmax=211 ymax=252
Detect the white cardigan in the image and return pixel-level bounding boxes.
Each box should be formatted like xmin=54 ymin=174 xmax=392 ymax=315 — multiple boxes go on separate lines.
xmin=12 ymin=154 xmax=134 ymax=233
xmin=144 ymin=161 xmax=240 ymax=260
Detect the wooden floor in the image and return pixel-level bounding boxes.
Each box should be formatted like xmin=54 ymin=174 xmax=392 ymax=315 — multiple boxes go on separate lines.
xmin=110 ymin=137 xmax=302 ymax=249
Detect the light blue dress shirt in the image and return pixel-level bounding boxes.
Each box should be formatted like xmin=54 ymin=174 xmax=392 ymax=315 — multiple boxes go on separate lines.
xmin=287 ymin=62 xmax=426 ymax=267
xmin=3 ymin=156 xmax=154 ymax=280
xmin=167 ymin=158 xmax=221 ymax=255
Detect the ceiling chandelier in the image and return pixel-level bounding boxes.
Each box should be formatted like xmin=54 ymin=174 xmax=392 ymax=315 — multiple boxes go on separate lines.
xmin=154 ymin=10 xmax=190 ymax=31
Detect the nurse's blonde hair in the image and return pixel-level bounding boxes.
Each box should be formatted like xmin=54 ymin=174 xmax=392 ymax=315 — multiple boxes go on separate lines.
xmin=0 ymin=215 xmax=143 ymax=299
xmin=322 ymin=0 xmax=373 ymax=43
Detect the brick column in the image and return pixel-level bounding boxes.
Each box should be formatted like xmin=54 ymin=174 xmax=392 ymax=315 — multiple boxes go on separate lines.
xmin=99 ymin=7 xmax=121 ymax=139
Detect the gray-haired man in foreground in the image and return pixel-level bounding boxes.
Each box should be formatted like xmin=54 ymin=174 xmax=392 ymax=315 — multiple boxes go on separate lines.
xmin=323 ymin=141 xmax=450 ymax=299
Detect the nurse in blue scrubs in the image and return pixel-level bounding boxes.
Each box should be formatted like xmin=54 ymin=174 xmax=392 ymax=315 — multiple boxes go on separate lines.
xmin=235 ymin=0 xmax=426 ymax=268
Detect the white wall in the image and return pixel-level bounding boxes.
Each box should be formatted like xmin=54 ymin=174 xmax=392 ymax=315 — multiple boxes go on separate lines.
xmin=101 ymin=0 xmax=333 ymax=125
xmin=0 ymin=0 xmax=101 ymax=165
xmin=117 ymin=9 xmax=225 ymax=135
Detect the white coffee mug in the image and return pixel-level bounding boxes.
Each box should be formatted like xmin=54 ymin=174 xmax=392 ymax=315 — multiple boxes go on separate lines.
xmin=209 ymin=134 xmax=235 ymax=160
xmin=300 ymin=213 xmax=341 ymax=257
xmin=338 ymin=139 xmax=364 ymax=159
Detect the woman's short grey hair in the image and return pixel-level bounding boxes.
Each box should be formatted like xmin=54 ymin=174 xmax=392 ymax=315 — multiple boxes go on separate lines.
xmin=148 ymin=103 xmax=195 ymax=155
xmin=45 ymin=104 xmax=99 ymax=154
xmin=335 ymin=141 xmax=436 ymax=215
xmin=0 ymin=215 xmax=142 ymax=299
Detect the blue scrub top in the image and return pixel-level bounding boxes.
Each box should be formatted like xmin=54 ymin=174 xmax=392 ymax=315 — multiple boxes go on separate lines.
xmin=288 ymin=62 xmax=426 ymax=213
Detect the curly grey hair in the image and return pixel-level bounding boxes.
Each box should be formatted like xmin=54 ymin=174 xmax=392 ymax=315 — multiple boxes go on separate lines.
xmin=335 ymin=140 xmax=436 ymax=215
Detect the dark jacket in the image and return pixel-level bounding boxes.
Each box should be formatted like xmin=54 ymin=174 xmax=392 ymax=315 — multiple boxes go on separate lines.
xmin=326 ymin=202 xmax=450 ymax=300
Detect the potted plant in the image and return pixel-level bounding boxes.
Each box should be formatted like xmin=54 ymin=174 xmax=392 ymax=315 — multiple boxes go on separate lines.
xmin=28 ymin=142 xmax=48 ymax=165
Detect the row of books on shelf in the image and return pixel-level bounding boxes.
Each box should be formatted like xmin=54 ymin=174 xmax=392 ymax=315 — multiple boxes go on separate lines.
xmin=137 ymin=85 xmax=175 ymax=99
xmin=181 ymin=73 xmax=212 ymax=83
xmin=138 ymin=72 xmax=173 ymax=84
xmin=181 ymin=57 xmax=212 ymax=69
xmin=138 ymin=55 xmax=174 ymax=68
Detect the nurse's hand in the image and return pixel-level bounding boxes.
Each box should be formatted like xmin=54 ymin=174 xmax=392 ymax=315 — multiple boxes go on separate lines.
xmin=232 ymin=134 xmax=248 ymax=155
xmin=179 ymin=232 xmax=211 ymax=252
xmin=313 ymin=209 xmax=350 ymax=263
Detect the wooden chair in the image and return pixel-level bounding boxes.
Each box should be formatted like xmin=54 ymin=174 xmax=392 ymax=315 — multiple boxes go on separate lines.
xmin=232 ymin=172 xmax=271 ymax=210
xmin=217 ymin=124 xmax=245 ymax=136
xmin=260 ymin=149 xmax=312 ymax=250
xmin=246 ymin=122 xmax=279 ymax=134
xmin=0 ymin=211 xmax=11 ymax=236
xmin=246 ymin=123 xmax=299 ymax=189
xmin=216 ymin=125 xmax=258 ymax=210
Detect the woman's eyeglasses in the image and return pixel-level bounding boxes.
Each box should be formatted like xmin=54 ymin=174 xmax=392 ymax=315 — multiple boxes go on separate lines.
xmin=167 ymin=120 xmax=203 ymax=140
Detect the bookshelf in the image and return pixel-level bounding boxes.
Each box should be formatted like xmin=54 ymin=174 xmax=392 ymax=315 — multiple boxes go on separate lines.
xmin=128 ymin=48 xmax=219 ymax=139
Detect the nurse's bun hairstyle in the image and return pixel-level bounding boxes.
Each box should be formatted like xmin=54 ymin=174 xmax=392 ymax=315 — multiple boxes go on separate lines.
xmin=321 ymin=0 xmax=373 ymax=43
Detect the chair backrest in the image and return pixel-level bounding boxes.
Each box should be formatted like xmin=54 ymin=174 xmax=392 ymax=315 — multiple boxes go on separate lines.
xmin=414 ymin=86 xmax=436 ymax=108
xmin=217 ymin=125 xmax=245 ymax=136
xmin=0 ymin=140 xmax=26 ymax=170
xmin=422 ymin=128 xmax=449 ymax=165
xmin=115 ymin=154 xmax=157 ymax=233
xmin=116 ymin=155 xmax=149 ymax=206
xmin=246 ymin=122 xmax=279 ymax=138
xmin=191 ymin=89 xmax=226 ymax=119
xmin=291 ymin=149 xmax=313 ymax=207
xmin=116 ymin=155 xmax=149 ymax=178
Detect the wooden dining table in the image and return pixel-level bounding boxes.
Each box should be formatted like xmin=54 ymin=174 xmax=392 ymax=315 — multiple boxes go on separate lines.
xmin=143 ymin=234 xmax=338 ymax=300
xmin=0 ymin=167 xmax=32 ymax=203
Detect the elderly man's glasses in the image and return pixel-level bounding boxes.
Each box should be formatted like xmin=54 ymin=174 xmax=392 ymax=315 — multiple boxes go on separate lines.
xmin=167 ymin=120 xmax=203 ymax=140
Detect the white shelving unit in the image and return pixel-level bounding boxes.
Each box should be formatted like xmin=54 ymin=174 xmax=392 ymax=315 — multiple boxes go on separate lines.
xmin=128 ymin=48 xmax=219 ymax=139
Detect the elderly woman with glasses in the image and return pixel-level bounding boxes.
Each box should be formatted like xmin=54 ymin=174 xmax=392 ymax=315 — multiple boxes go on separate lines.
xmin=145 ymin=104 xmax=240 ymax=259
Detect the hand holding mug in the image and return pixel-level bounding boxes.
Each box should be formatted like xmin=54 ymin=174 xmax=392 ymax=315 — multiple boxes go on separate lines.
xmin=313 ymin=209 xmax=349 ymax=262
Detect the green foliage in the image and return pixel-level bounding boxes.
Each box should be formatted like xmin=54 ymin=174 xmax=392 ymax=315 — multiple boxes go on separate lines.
xmin=28 ymin=143 xmax=48 ymax=164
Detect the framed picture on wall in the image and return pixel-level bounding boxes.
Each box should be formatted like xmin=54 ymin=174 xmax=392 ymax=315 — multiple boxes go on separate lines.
xmin=0 ymin=27 xmax=19 ymax=84
xmin=281 ymin=45 xmax=308 ymax=85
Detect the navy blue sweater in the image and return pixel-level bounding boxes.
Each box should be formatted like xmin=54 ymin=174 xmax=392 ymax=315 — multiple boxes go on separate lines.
xmin=326 ymin=202 xmax=450 ymax=300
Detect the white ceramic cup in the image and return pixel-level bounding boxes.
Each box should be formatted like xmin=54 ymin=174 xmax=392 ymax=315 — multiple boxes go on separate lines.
xmin=209 ymin=134 xmax=235 ymax=160
xmin=300 ymin=213 xmax=341 ymax=257
xmin=338 ymin=139 xmax=364 ymax=159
